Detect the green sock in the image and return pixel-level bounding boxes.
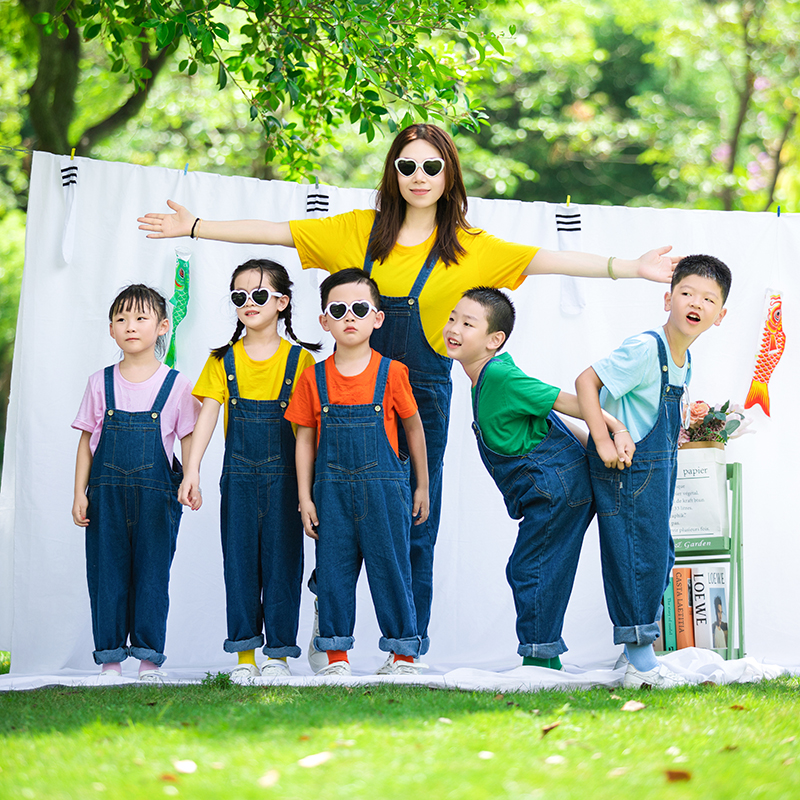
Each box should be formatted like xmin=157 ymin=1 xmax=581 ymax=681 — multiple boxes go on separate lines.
xmin=522 ymin=655 xmax=563 ymax=670
xmin=522 ymin=656 xmax=550 ymax=668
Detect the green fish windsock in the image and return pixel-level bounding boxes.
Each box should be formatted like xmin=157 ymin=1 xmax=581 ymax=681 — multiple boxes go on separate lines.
xmin=165 ymin=248 xmax=191 ymax=367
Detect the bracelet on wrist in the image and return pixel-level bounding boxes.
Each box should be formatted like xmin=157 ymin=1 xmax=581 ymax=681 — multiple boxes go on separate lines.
xmin=609 ymin=428 xmax=629 ymax=439
xmin=607 ymin=255 xmax=618 ymax=280
xmin=190 ymin=217 xmax=201 ymax=239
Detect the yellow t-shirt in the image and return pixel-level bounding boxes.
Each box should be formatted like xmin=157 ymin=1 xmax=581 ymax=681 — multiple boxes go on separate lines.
xmin=289 ymin=209 xmax=537 ymax=356
xmin=193 ymin=337 xmax=316 ymax=433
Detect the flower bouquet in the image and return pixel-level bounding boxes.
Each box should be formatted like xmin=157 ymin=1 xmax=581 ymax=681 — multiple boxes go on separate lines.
xmin=679 ymin=401 xmax=752 ymax=447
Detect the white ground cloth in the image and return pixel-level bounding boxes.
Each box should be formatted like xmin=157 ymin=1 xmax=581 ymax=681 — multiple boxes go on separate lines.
xmin=1 ymin=152 xmax=798 ymax=690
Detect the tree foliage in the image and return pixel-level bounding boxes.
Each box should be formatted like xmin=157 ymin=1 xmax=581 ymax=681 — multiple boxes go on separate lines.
xmin=39 ymin=0 xmax=501 ymax=177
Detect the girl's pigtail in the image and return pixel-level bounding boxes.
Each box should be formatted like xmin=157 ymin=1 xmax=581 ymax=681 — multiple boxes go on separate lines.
xmin=281 ymin=302 xmax=322 ymax=353
xmin=211 ymin=319 xmax=245 ymax=360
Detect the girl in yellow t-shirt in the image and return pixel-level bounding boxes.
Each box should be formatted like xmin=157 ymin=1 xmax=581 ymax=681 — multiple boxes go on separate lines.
xmin=141 ymin=123 xmax=678 ymax=664
xmin=178 ymin=259 xmax=318 ymax=682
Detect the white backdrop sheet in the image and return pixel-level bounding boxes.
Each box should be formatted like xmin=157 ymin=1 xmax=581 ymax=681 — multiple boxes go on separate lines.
xmin=1 ymin=152 xmax=796 ymax=690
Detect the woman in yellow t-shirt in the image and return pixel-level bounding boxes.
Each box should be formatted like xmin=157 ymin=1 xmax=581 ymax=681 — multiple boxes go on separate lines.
xmin=140 ymin=123 xmax=678 ymax=661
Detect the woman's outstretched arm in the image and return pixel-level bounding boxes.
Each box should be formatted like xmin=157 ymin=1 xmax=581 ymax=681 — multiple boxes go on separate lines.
xmin=524 ymin=245 xmax=678 ymax=283
xmin=138 ymin=199 xmax=295 ymax=247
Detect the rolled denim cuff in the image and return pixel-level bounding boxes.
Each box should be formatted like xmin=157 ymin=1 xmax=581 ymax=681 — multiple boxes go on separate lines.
xmin=223 ymin=634 xmax=264 ymax=654
xmin=418 ymin=635 xmax=431 ymax=656
xmin=93 ymin=646 xmax=129 ymax=665
xmin=262 ymin=644 xmax=301 ymax=659
xmin=129 ymin=646 xmax=166 ymax=667
xmin=379 ymin=635 xmax=422 ymax=658
xmin=613 ymin=621 xmax=661 ymax=646
xmin=315 ymin=635 xmax=354 ymax=652
xmin=517 ymin=638 xmax=567 ymax=659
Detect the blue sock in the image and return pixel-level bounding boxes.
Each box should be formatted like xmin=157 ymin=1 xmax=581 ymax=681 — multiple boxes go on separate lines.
xmin=625 ymin=643 xmax=658 ymax=672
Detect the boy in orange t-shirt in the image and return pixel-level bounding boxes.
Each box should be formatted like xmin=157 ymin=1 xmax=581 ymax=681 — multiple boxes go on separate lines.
xmin=286 ymin=268 xmax=429 ymax=677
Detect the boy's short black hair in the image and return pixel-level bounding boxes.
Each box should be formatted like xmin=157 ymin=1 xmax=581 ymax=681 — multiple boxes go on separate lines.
xmin=671 ymin=254 xmax=732 ymax=304
xmin=319 ymin=268 xmax=381 ymax=310
xmin=461 ymin=286 xmax=515 ymax=350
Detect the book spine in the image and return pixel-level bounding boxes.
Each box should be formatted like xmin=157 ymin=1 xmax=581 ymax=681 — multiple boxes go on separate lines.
xmin=691 ymin=566 xmax=711 ymax=648
xmin=673 ymin=567 xmax=695 ymax=649
xmin=663 ymin=576 xmax=677 ymax=652
xmin=706 ymin=563 xmax=730 ymax=651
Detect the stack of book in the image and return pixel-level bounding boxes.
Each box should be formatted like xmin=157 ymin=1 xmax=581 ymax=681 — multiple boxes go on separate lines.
xmin=654 ymin=563 xmax=730 ymax=652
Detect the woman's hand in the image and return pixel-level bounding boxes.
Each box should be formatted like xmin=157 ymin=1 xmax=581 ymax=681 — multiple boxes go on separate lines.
xmin=138 ymin=199 xmax=195 ymax=239
xmin=635 ymin=246 xmax=681 ymax=284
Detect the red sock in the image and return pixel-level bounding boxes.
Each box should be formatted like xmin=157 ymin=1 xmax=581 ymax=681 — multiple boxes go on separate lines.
xmin=393 ymin=653 xmax=414 ymax=663
xmin=327 ymin=650 xmax=349 ymax=665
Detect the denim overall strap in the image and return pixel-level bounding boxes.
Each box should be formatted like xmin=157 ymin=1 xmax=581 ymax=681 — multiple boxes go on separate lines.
xmin=149 ymin=369 xmax=179 ymax=414
xmin=471 ymin=359 xmax=594 ymax=658
xmin=103 ymin=366 xmax=116 ymax=410
xmin=314 ymin=359 xmax=330 ymax=407
xmin=219 ymin=343 xmax=304 ymax=659
xmin=277 ymin=345 xmax=302 ymax=405
xmin=590 ymin=329 xmax=687 ymax=648
xmin=371 ymin=354 xmax=391 ymax=405
xmin=223 ymin=347 xmax=240 ymax=403
xmin=358 ymin=217 xmax=452 ymax=649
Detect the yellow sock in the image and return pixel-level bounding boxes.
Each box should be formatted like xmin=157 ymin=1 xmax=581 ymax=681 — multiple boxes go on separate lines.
xmin=238 ymin=650 xmax=257 ymax=666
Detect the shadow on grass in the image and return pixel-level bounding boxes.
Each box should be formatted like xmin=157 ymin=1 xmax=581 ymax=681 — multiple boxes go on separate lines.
xmin=1 ymin=677 xmax=798 ymax=740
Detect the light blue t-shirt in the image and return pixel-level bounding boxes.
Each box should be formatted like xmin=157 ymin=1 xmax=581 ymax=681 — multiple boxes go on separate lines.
xmin=593 ymin=328 xmax=690 ymax=443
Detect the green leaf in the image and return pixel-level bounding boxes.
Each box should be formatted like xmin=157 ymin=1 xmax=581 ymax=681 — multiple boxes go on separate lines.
xmin=31 ymin=13 xmax=51 ymax=25
xmin=218 ymin=62 xmax=227 ymax=90
xmin=344 ymin=64 xmax=357 ymax=91
xmin=335 ymin=24 xmax=346 ymax=42
xmin=84 ymin=23 xmax=102 ymax=41
xmin=250 ymin=105 xmax=259 ymax=121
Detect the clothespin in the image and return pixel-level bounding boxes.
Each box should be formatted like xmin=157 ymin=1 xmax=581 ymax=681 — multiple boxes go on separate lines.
xmin=315 ymin=177 xmax=319 ymax=189
xmin=777 ymin=205 xmax=781 ymax=218
xmin=70 ymin=148 xmax=75 ymax=160
xmin=566 ymin=195 xmax=571 ymax=207
xmin=184 ymin=163 xmax=189 ymax=176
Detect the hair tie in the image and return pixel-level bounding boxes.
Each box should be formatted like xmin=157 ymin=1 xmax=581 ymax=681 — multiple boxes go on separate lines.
xmin=190 ymin=217 xmax=201 ymax=239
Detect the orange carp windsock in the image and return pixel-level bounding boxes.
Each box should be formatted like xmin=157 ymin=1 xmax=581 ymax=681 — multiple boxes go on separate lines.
xmin=744 ymin=292 xmax=785 ymax=416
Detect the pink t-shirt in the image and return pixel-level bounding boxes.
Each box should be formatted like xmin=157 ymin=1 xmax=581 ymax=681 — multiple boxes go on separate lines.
xmin=72 ymin=363 xmax=200 ymax=457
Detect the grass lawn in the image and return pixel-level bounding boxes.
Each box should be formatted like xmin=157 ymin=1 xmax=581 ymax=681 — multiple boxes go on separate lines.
xmin=1 ymin=675 xmax=798 ymax=799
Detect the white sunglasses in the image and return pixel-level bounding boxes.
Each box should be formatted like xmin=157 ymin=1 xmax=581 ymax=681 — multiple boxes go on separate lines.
xmin=394 ymin=157 xmax=445 ymax=178
xmin=323 ymin=300 xmax=379 ymax=320
xmin=230 ymin=288 xmax=283 ymax=308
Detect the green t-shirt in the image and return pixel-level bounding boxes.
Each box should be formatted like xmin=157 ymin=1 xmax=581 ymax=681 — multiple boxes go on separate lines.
xmin=471 ymin=352 xmax=561 ymax=457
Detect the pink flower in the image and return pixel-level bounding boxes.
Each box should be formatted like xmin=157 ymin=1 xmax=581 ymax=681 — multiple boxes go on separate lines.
xmin=689 ymin=401 xmax=710 ymax=427
xmin=678 ymin=428 xmax=690 ymax=446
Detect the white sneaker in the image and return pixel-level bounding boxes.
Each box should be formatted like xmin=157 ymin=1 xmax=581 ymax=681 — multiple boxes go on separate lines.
xmin=623 ymin=662 xmax=686 ymax=689
xmin=375 ymin=654 xmax=426 ymax=675
xmin=613 ymin=651 xmax=629 ymax=670
xmin=379 ymin=658 xmax=427 ymax=676
xmin=137 ymin=668 xmax=167 ymax=684
xmin=307 ymin=598 xmax=328 ymax=674
xmin=260 ymin=658 xmax=291 ymax=677
xmin=317 ymin=661 xmax=352 ymax=677
xmin=230 ymin=663 xmax=260 ymax=684
xmin=96 ymin=669 xmax=124 ymax=684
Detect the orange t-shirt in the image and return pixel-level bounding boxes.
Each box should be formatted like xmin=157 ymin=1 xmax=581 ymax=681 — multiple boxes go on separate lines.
xmin=285 ymin=350 xmax=418 ymax=456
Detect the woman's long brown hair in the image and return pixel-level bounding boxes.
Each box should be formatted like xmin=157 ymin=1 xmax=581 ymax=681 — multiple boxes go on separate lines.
xmin=372 ymin=124 xmax=472 ymax=267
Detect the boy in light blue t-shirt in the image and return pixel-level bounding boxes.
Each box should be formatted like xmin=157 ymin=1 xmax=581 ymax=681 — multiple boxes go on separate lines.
xmin=576 ymin=254 xmax=731 ymax=689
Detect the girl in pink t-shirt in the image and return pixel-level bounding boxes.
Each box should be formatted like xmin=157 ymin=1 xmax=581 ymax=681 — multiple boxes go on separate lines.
xmin=71 ymin=285 xmax=200 ymax=683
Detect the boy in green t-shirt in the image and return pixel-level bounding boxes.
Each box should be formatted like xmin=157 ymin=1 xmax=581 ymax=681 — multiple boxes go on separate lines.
xmin=444 ymin=287 xmax=631 ymax=668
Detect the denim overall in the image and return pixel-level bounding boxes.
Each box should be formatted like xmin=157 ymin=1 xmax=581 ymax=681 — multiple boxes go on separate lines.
xmin=587 ymin=331 xmax=688 ymax=647
xmin=472 ymin=363 xmax=595 ymax=658
xmin=85 ymin=366 xmax=183 ymax=666
xmin=220 ymin=345 xmax=303 ymax=658
xmin=312 ymin=356 xmax=422 ymax=657
xmin=363 ymin=224 xmax=452 ymax=652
